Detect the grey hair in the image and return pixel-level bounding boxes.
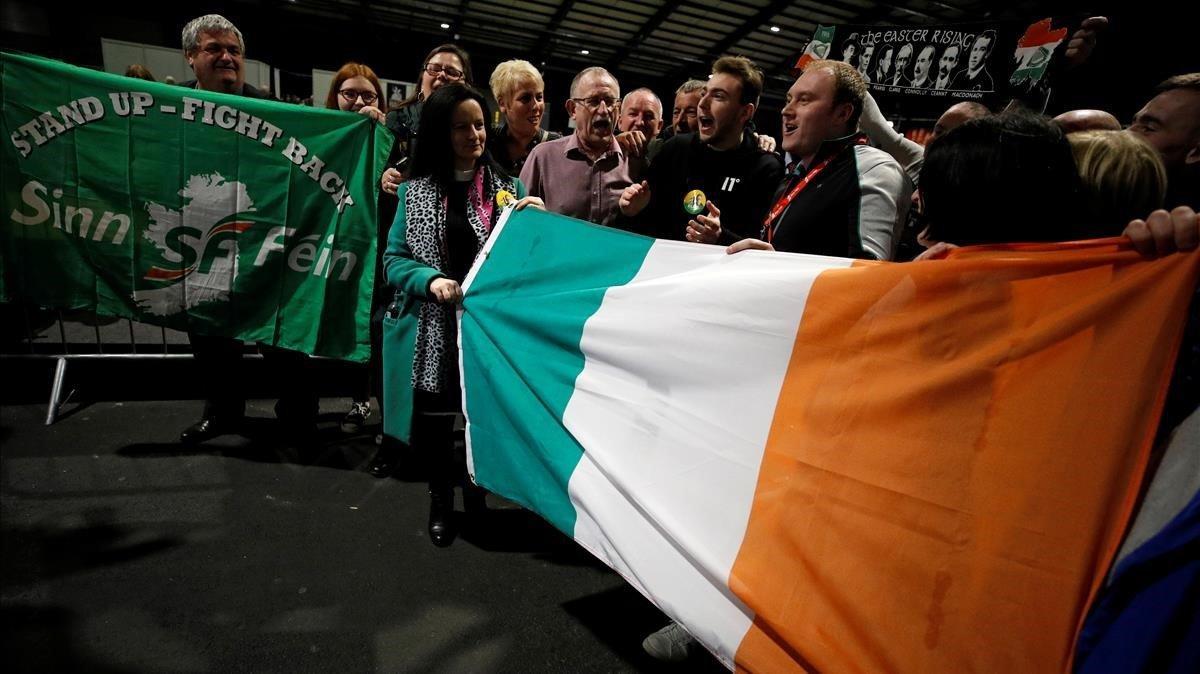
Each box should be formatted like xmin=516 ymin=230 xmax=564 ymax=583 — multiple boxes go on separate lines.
xmin=676 ymin=79 xmax=706 ymax=96
xmin=182 ymin=14 xmax=244 ymax=54
xmin=623 ymin=88 xmax=662 ymax=117
xmin=570 ymin=66 xmax=618 ymax=98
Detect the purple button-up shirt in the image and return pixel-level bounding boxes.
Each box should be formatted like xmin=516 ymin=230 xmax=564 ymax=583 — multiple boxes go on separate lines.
xmin=519 ymin=132 xmax=633 ymax=228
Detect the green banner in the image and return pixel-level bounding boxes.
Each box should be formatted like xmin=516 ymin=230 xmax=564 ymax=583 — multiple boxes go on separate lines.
xmin=0 ymin=52 xmax=392 ymax=361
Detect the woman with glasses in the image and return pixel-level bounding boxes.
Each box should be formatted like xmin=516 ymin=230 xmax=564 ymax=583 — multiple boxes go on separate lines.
xmin=381 ymin=44 xmax=473 ymax=196
xmin=487 ymin=59 xmax=562 ymax=175
xmin=323 ymin=63 xmax=389 ymax=438
xmin=381 ymin=83 xmax=543 ymax=546
xmin=325 ymin=62 xmax=385 ymax=122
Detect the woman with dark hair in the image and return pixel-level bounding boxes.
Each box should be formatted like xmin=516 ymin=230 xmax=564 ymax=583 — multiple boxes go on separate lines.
xmin=381 ymin=44 xmax=474 ymax=195
xmin=841 ymin=33 xmax=860 ymax=68
xmin=380 ymin=84 xmax=543 ymax=546
xmin=917 ymin=111 xmax=1085 ymax=248
xmin=325 ymin=62 xmax=385 ymax=123
xmin=366 ymin=46 xmax=474 ymax=473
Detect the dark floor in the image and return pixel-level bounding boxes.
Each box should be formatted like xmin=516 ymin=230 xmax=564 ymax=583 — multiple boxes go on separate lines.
xmin=1 ymin=360 xmax=728 ymax=673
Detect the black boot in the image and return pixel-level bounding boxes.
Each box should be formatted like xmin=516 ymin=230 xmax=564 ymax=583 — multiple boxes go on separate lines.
xmin=428 ymin=488 xmax=455 ymax=547
xmin=366 ymin=441 xmax=399 ymax=478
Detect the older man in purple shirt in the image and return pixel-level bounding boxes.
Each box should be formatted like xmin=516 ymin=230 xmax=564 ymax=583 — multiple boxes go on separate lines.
xmin=520 ymin=67 xmax=633 ymax=228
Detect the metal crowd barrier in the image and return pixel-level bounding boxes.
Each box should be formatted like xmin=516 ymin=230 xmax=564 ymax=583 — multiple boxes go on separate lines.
xmin=0 ymin=304 xmax=260 ymax=426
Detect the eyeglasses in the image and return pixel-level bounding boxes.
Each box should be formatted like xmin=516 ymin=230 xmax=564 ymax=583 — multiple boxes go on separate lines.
xmin=571 ymin=96 xmax=618 ymax=111
xmin=339 ymin=89 xmax=378 ymax=104
xmin=424 ymin=63 xmax=465 ymax=80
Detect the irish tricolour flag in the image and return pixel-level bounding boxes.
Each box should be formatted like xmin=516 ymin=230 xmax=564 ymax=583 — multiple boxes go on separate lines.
xmin=457 ymin=209 xmax=1198 ymax=672
xmin=1010 ymin=18 xmax=1070 ymax=87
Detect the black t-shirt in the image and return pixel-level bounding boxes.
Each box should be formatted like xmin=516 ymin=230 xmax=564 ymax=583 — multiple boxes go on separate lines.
xmin=445 ymin=181 xmax=479 ymax=283
xmin=630 ymin=131 xmax=784 ymax=243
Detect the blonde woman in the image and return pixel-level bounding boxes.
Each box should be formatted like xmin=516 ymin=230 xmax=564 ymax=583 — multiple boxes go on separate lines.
xmin=487 ymin=59 xmax=561 ymax=175
xmin=1069 ymin=130 xmax=1168 ymax=235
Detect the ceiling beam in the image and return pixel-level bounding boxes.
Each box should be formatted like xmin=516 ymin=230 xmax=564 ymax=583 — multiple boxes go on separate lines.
xmin=533 ymin=0 xmax=580 ymax=63
xmin=608 ymin=0 xmax=684 ymax=70
xmin=663 ymin=0 xmax=792 ymax=82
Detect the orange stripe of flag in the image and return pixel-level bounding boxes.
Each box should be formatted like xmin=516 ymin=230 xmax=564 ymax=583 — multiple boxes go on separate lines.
xmin=730 ymin=242 xmax=1199 ymax=673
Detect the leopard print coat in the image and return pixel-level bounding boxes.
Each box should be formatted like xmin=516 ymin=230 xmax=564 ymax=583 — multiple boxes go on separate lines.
xmin=403 ymin=167 xmax=515 ymax=392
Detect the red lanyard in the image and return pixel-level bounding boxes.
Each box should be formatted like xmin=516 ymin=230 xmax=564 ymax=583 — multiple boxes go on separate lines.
xmin=763 ymin=135 xmax=867 ymax=243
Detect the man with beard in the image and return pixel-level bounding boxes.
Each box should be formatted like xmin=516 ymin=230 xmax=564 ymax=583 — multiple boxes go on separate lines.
xmin=177 ymin=14 xmax=319 ymax=446
xmin=520 ymin=67 xmax=633 ymax=227
xmin=618 ymin=56 xmax=783 ymax=244
xmin=934 ymin=44 xmax=960 ymax=90
xmin=951 ymin=31 xmax=996 ymax=91
xmin=910 ymin=44 xmax=936 ymax=88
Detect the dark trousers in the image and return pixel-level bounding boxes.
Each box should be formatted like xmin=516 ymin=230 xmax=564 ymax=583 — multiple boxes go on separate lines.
xmin=189 ymin=334 xmax=318 ymax=421
xmin=413 ymin=386 xmax=463 ymax=496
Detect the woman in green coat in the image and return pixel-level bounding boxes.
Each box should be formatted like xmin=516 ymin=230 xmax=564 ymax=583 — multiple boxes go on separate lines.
xmin=381 ymin=83 xmax=541 ymax=547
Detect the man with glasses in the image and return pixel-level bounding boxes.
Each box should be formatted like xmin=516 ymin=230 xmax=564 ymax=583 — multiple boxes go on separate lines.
xmin=177 ymin=14 xmax=317 ymax=446
xmin=180 ymin=14 xmax=268 ymax=99
xmin=519 ymin=67 xmax=633 ymax=228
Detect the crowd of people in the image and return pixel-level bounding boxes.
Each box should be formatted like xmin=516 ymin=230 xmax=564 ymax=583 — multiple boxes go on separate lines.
xmin=145 ymin=12 xmax=1198 ymax=664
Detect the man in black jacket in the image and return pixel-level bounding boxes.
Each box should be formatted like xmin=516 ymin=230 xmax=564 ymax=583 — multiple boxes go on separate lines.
xmin=619 ymin=56 xmax=783 ymax=243
xmin=177 ymin=14 xmax=317 ymax=445
xmin=179 ymin=14 xmax=268 ymax=99
xmin=732 ymin=59 xmax=910 ymax=260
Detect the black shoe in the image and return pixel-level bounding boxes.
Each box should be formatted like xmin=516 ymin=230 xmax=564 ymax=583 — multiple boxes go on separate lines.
xmin=428 ymin=489 xmax=456 ymax=547
xmin=180 ymin=416 xmax=237 ymax=445
xmin=366 ymin=447 xmax=397 ymax=478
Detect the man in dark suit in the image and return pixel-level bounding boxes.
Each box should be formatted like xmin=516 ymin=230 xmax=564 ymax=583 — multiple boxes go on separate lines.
xmin=951 ymin=31 xmax=996 ymax=91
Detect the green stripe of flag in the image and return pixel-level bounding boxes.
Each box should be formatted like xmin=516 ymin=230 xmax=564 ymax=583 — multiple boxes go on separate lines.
xmin=461 ymin=209 xmax=653 ymax=534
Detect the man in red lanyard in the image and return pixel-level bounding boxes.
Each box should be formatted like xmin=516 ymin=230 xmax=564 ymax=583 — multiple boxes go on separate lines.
xmin=736 ymin=59 xmax=910 ymax=260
